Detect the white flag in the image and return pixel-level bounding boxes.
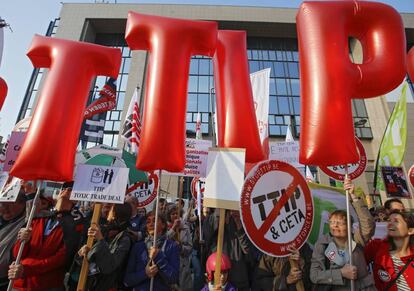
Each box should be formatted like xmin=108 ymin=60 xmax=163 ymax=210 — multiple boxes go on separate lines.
xmin=306 ymin=166 xmax=315 ymax=182
xmin=285 ymin=125 xmax=295 ymax=142
xmin=121 ymin=89 xmax=141 ymax=154
xmin=195 ymin=112 xmax=202 ymax=140
xmin=250 ymin=68 xmax=271 ymax=157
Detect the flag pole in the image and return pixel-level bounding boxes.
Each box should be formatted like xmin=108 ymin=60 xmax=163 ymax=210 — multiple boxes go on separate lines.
xmin=150 ymin=170 xmax=162 ymax=291
xmin=344 ymin=165 xmax=355 ymax=291
xmin=208 ymin=87 xmax=216 ymax=145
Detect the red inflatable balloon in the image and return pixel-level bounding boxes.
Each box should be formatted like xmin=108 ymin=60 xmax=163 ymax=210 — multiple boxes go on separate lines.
xmin=10 ymin=35 xmax=121 ymax=181
xmin=125 ymin=12 xmax=217 ymax=172
xmin=297 ymin=1 xmax=406 ymax=166
xmin=408 ymin=47 xmax=414 ymax=82
xmin=213 ymin=30 xmax=264 ymax=163
xmin=0 ymin=77 xmax=7 ymax=110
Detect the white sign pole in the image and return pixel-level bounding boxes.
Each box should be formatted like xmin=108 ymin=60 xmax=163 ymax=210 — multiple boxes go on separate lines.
xmin=344 ymin=165 xmax=355 ymax=291
xmin=150 ymin=170 xmax=162 ymax=291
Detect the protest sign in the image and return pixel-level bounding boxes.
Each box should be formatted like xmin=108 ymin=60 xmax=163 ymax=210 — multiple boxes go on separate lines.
xmin=204 ymin=148 xmax=245 ymax=210
xmin=0 ymin=175 xmax=21 ymax=202
xmin=166 ymin=138 xmax=212 ymax=177
xmin=269 ymin=141 xmax=301 ymax=168
xmin=127 ymin=171 xmax=159 ymax=207
xmin=3 ymin=131 xmax=26 ymax=172
xmin=381 ymin=166 xmax=411 ymax=198
xmin=409 ymin=165 xmax=414 ymax=188
xmin=320 ymin=137 xmax=367 ymax=181
xmin=240 ymin=160 xmax=313 ymax=257
xmin=71 ymin=164 xmax=129 ymax=204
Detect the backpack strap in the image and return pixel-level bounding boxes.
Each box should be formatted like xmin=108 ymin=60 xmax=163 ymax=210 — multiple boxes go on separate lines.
xmin=384 ymin=258 xmax=414 ymax=291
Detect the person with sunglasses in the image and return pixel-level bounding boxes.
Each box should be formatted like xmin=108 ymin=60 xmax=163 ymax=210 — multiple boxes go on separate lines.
xmin=310 ymin=178 xmax=376 ymax=290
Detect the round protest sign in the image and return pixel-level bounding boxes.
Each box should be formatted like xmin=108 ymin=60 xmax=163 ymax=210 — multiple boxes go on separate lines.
xmin=191 ymin=177 xmax=205 ymax=200
xmin=240 ymin=160 xmax=313 ymax=257
xmin=320 ymin=137 xmax=367 ymax=181
xmin=409 ymin=165 xmax=414 ymax=188
xmin=127 ymin=171 xmax=159 ymax=208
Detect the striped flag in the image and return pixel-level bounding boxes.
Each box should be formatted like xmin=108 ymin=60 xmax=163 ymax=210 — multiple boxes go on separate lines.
xmin=195 ymin=112 xmax=202 ymax=140
xmin=121 ymin=88 xmax=141 ymax=154
xmin=80 ymin=113 xmax=106 ymax=144
xmin=80 ymin=78 xmax=117 ymax=146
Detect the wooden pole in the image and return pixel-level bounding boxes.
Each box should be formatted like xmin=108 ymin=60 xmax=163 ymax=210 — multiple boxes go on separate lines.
xmin=76 ymin=203 xmax=102 ymax=291
xmin=288 ymin=258 xmax=305 ymax=291
xmin=175 ymin=176 xmax=184 ymax=241
xmin=7 ymin=182 xmax=42 ymax=291
xmin=214 ymin=208 xmax=226 ymax=287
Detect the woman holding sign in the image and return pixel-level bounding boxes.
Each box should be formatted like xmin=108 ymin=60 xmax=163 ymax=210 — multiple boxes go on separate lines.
xmin=310 ymin=179 xmax=376 ymax=291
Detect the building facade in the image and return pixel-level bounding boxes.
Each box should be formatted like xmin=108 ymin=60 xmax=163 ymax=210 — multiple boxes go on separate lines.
xmin=17 ymin=3 xmax=414 ymax=207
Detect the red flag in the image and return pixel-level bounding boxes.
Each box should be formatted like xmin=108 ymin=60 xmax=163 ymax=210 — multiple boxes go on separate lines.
xmin=84 ymin=78 xmax=117 ymax=119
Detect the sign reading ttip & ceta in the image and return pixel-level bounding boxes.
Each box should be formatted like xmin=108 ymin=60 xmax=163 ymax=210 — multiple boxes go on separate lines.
xmin=240 ymin=160 xmax=313 ymax=257
xmin=71 ymin=164 xmax=129 ymax=204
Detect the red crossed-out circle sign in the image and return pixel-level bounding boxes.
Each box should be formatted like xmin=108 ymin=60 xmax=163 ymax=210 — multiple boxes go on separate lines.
xmin=191 ymin=177 xmax=205 ymax=200
xmin=127 ymin=171 xmax=159 ymax=208
xmin=320 ymin=137 xmax=367 ymax=181
xmin=409 ymin=165 xmax=414 ymax=188
xmin=240 ymin=160 xmax=313 ymax=257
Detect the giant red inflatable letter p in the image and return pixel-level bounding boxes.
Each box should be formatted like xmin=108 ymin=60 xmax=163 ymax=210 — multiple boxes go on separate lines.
xmin=297 ymin=1 xmax=406 ymax=166
xmin=10 ymin=35 xmax=121 ymax=181
xmin=125 ymin=12 xmax=217 ymax=172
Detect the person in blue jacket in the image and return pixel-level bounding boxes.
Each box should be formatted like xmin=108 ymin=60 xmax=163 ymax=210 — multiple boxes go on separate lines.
xmin=124 ymin=210 xmax=180 ymax=291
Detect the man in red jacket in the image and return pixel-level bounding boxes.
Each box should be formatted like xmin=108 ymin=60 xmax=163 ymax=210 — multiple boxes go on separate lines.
xmin=7 ymin=188 xmax=77 ymax=291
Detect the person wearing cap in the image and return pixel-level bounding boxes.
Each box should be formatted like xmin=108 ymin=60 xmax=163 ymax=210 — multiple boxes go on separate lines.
xmin=365 ymin=210 xmax=414 ymax=290
xmin=0 ymin=190 xmax=26 ymax=290
xmin=202 ymin=252 xmax=236 ymax=291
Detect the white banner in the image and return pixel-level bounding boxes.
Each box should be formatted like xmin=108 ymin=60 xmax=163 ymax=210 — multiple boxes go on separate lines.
xmin=71 ymin=164 xmax=129 ymax=204
xmin=269 ymin=141 xmax=301 ymax=168
xmin=204 ymin=148 xmax=245 ymax=210
xmin=166 ymin=138 xmax=212 ymax=177
xmin=251 ymin=68 xmax=270 ymax=156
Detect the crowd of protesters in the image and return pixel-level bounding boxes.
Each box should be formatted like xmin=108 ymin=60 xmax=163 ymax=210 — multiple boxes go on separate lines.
xmin=1 ymin=178 xmax=414 ymax=291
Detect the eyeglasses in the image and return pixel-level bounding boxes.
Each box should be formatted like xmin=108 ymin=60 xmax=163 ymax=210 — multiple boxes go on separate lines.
xmin=328 ymin=220 xmax=347 ymax=226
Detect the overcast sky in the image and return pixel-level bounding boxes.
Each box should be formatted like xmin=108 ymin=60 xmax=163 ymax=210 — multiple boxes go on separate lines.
xmin=0 ymin=0 xmax=413 ymax=139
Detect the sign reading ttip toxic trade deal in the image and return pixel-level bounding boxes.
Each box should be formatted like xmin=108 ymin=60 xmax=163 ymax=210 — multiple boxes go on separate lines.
xmin=165 ymin=138 xmax=212 ymax=177
xmin=71 ymin=164 xmax=129 ymax=204
xmin=240 ymin=160 xmax=314 ymax=257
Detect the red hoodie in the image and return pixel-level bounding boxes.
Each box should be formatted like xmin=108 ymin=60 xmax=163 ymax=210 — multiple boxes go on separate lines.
xmin=12 ymin=217 xmax=67 ymax=291
xmin=365 ymin=238 xmax=414 ymax=291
